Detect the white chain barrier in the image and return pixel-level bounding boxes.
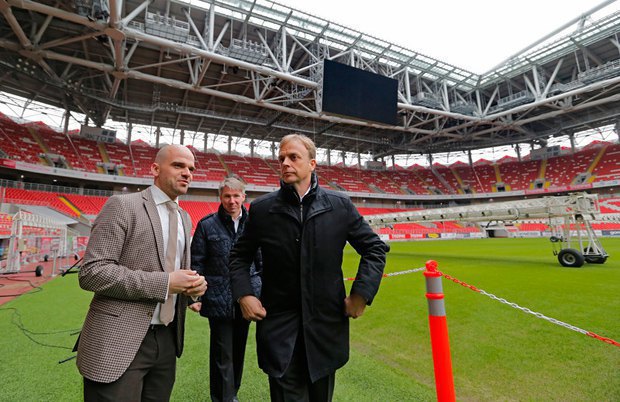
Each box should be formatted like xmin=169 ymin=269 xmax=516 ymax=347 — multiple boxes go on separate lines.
xmin=345 ymin=267 xmax=619 ymax=347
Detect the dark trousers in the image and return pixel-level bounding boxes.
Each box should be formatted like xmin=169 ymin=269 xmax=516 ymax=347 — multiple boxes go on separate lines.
xmin=268 ymin=333 xmax=335 ymax=402
xmin=208 ymin=305 xmax=251 ymax=402
xmin=83 ymin=324 xmax=177 ymax=402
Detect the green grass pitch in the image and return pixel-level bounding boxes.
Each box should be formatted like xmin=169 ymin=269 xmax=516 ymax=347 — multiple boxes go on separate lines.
xmin=0 ymin=237 xmax=618 ymax=401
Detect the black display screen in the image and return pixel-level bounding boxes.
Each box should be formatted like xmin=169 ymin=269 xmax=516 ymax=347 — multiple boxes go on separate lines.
xmin=322 ymin=59 xmax=398 ymax=125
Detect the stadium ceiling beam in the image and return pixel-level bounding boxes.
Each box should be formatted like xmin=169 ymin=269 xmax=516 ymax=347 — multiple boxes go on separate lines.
xmin=2 ymin=0 xmax=483 ymax=130
xmin=0 ymin=0 xmax=31 ymax=46
xmin=95 ymin=1 xmax=125 ymax=123
xmin=3 ymin=0 xmax=620 ymax=157
xmin=0 ymin=1 xmax=311 ymax=87
xmin=0 ymin=42 xmax=447 ymax=136
xmin=390 ymin=84 xmax=620 ymax=152
xmin=0 ymin=0 xmax=60 ymax=80
xmin=5 ymin=0 xmax=101 ymax=29
xmin=434 ymin=75 xmax=620 ymax=137
xmin=507 ymin=91 xmax=620 ymax=127
xmin=540 ymin=60 xmax=563 ymax=99
xmin=125 ymin=27 xmax=317 ymax=88
xmin=5 ymin=27 xmax=619 ymax=152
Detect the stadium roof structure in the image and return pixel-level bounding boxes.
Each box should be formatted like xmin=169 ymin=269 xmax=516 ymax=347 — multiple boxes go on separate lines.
xmin=1 ymin=0 xmax=620 ymax=159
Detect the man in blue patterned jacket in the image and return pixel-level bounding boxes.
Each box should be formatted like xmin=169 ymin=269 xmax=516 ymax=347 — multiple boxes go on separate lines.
xmin=190 ymin=176 xmax=261 ymax=402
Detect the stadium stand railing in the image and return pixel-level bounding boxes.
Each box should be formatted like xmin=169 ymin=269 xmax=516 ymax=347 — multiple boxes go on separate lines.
xmin=0 ymin=114 xmax=619 ymax=197
xmin=104 ymin=141 xmax=136 ymax=176
xmin=591 ymin=143 xmax=620 ymax=183
xmin=385 ymin=168 xmax=430 ymax=195
xmin=190 ymin=149 xmax=229 ymax=183
xmin=3 ymin=188 xmax=79 ymax=217
xmin=2 ymin=183 xmax=620 ymax=237
xmin=0 ymin=118 xmax=47 ymax=165
xmin=315 ymin=165 xmax=372 ymax=193
xmin=544 ymin=148 xmax=597 ymax=187
xmin=220 ymin=154 xmax=280 ymax=187
xmin=413 ymin=166 xmax=454 ymax=194
xmin=497 ymin=159 xmax=541 ymax=191
xmin=351 ymin=168 xmax=405 ymax=195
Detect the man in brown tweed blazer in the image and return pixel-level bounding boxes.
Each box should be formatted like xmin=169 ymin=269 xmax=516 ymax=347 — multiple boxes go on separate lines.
xmin=76 ymin=144 xmax=207 ymax=401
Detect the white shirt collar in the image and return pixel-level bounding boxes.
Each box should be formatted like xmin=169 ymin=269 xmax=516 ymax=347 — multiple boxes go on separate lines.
xmin=150 ymin=185 xmax=179 ymax=207
xmin=232 ymin=209 xmax=243 ymax=232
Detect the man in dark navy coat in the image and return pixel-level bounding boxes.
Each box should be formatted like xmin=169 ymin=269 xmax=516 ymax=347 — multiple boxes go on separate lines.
xmin=190 ymin=177 xmax=261 ymax=402
xmin=229 ymin=134 xmax=389 ymax=401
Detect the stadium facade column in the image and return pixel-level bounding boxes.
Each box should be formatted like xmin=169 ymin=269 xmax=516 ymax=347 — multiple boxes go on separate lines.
xmin=63 ymin=108 xmax=70 ymax=136
xmin=127 ymin=122 xmax=133 ymax=144
xmin=423 ymin=260 xmax=456 ymax=402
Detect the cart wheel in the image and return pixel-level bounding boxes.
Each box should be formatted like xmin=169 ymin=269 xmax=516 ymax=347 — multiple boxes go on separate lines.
xmin=558 ymin=249 xmax=585 ymax=268
xmin=35 ymin=265 xmax=44 ymax=277
xmin=585 ymin=255 xmax=607 ymax=264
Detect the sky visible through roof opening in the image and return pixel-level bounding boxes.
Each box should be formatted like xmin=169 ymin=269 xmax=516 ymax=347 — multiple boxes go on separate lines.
xmin=279 ymin=0 xmax=616 ymax=73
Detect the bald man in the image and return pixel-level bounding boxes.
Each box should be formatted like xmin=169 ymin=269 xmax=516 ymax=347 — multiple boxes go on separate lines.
xmin=77 ymin=144 xmax=207 ymax=401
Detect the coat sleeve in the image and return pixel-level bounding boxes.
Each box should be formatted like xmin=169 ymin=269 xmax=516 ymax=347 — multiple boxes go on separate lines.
xmin=345 ymin=198 xmax=390 ymax=305
xmin=190 ymin=218 xmax=209 ymax=276
xmin=229 ymin=208 xmax=261 ymax=301
xmin=78 ymin=195 xmax=169 ymax=303
xmin=252 ymin=248 xmax=263 ymax=276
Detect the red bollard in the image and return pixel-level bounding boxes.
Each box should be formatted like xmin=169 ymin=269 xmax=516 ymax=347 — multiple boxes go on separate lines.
xmin=424 ymin=260 xmax=456 ymax=402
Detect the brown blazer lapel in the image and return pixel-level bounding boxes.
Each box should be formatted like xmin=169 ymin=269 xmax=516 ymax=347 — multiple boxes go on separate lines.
xmin=142 ymin=188 xmax=166 ymax=271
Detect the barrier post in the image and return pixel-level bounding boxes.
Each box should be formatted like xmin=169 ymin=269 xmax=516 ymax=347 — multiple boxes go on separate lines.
xmin=423 ymin=260 xmax=455 ymax=402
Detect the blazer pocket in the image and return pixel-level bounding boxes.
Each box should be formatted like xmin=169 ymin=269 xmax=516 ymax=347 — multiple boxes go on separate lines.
xmin=89 ymin=297 xmax=125 ymax=317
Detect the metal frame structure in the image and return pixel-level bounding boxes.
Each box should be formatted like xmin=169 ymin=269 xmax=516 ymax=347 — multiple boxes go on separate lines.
xmin=365 ymin=192 xmax=609 ymax=267
xmin=1 ymin=0 xmax=620 ymax=160
xmin=2 ymin=210 xmax=68 ymax=274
